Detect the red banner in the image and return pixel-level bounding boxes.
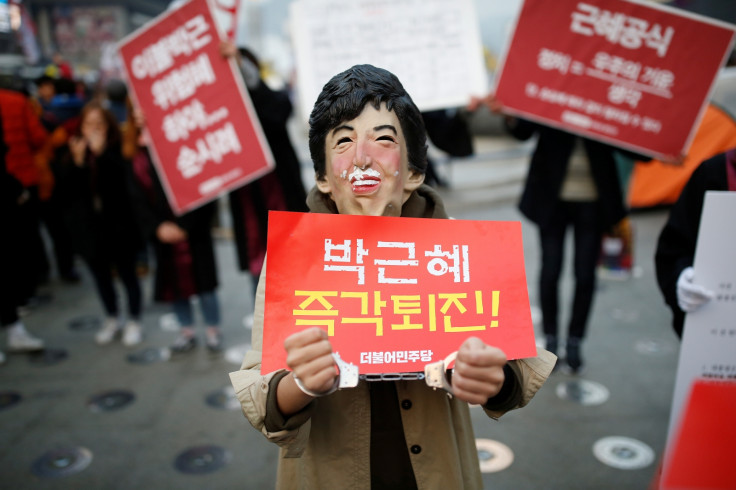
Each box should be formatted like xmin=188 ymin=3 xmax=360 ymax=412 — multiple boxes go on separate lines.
xmin=261 ymin=212 xmax=537 ymax=375
xmin=118 ymin=0 xmax=273 ymax=215
xmin=494 ymin=0 xmax=736 ymax=160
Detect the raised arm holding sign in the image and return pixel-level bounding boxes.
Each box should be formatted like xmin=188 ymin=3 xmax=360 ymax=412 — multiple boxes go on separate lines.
xmin=229 ymin=64 xmax=555 ymax=490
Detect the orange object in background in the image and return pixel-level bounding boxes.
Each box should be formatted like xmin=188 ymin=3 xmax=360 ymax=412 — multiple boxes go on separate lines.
xmin=628 ymin=103 xmax=736 ymax=209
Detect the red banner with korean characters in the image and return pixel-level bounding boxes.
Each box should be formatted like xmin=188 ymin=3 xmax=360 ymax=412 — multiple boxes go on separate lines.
xmin=118 ymin=0 xmax=273 ymax=215
xmin=494 ymin=0 xmax=736 ymax=160
xmin=260 ymin=212 xmax=537 ymax=375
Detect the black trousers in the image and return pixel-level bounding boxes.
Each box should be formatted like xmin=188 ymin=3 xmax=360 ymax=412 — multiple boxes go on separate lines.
xmin=538 ymin=201 xmax=602 ymax=340
xmin=84 ymin=248 xmax=142 ymax=319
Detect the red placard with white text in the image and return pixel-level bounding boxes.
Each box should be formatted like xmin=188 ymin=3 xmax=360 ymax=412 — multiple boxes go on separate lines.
xmin=118 ymin=0 xmax=273 ymax=215
xmin=261 ymin=212 xmax=537 ymax=375
xmin=494 ymin=0 xmax=736 ymax=160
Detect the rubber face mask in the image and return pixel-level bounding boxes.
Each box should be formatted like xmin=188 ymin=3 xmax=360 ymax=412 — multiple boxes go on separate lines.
xmin=317 ymin=103 xmax=423 ymax=216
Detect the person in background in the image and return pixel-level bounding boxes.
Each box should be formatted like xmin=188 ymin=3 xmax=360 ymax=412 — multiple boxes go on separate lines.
xmin=54 ymin=101 xmax=144 ymax=346
xmin=469 ymin=93 xmax=649 ymax=373
xmin=1 ymin=109 xmax=46 ymax=360
xmin=219 ymin=41 xmax=309 ymax=296
xmin=229 ymin=65 xmax=555 ymax=489
xmin=655 ymin=150 xmax=735 ymax=337
xmin=0 ymin=80 xmax=50 ymax=306
xmin=125 ymin=109 xmax=224 ymax=354
xmin=35 ymin=76 xmax=84 ymax=284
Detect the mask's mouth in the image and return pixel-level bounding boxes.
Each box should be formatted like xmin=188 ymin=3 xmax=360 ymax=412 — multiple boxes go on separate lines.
xmin=349 ymin=167 xmax=381 ymax=193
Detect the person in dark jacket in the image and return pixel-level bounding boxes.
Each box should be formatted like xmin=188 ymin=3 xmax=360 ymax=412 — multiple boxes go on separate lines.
xmin=469 ymin=93 xmax=649 ymax=372
xmin=54 ymin=101 xmax=144 ymax=346
xmin=655 ymin=151 xmax=734 ymax=337
xmin=126 ymin=112 xmax=223 ymax=354
xmin=221 ymin=43 xmax=309 ymax=295
xmin=1 ymin=108 xmax=46 ymax=360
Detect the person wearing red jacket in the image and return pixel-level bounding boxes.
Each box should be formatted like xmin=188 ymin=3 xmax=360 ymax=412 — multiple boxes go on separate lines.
xmin=0 ymin=86 xmax=50 ymax=307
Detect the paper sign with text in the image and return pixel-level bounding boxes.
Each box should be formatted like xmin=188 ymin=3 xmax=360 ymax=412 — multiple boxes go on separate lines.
xmin=494 ymin=0 xmax=736 ymax=159
xmin=289 ymin=0 xmax=488 ymax=120
xmin=261 ymin=212 xmax=537 ymax=375
xmin=118 ymin=0 xmax=273 ymax=215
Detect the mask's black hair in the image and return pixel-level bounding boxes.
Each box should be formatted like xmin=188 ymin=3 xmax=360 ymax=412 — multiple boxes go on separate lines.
xmin=308 ymin=64 xmax=427 ymax=180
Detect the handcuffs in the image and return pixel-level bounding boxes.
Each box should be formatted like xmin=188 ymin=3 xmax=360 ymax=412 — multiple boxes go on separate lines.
xmin=293 ymin=351 xmax=457 ymax=398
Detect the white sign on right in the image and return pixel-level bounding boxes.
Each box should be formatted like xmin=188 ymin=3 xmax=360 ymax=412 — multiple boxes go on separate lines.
xmin=663 ymin=191 xmax=736 ymax=474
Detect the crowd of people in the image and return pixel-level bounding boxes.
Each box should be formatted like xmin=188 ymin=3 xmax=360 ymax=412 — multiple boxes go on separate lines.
xmin=2 ymin=39 xmax=732 ymax=488
xmin=0 ymin=45 xmax=313 ymax=361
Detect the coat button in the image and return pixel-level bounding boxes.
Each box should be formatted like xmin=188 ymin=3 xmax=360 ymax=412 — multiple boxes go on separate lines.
xmin=401 ymin=399 xmax=412 ymax=410
xmin=410 ymin=445 xmax=422 ymax=454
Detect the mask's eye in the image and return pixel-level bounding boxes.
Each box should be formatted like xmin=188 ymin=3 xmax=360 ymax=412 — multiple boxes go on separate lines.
xmin=336 ymin=137 xmax=352 ymax=145
xmin=377 ymin=135 xmax=396 ymax=143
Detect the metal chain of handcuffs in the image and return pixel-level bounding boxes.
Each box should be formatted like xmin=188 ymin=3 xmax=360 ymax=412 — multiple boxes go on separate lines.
xmin=293 ymin=351 xmax=458 ymax=398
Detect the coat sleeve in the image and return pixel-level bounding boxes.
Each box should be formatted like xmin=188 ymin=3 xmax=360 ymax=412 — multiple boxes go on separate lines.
xmin=229 ymin=257 xmax=315 ymax=457
xmin=654 ymin=161 xmax=712 ymax=337
xmin=483 ymin=349 xmax=557 ymax=419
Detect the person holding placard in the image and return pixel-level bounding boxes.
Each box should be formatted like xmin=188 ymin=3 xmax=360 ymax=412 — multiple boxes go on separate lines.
xmin=230 ymin=65 xmax=555 ymax=489
xmin=655 ymin=150 xmax=736 ymax=337
xmin=469 ymin=93 xmax=650 ymax=373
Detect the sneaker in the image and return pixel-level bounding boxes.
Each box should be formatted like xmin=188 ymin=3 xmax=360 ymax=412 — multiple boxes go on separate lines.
xmin=96 ymin=317 xmax=120 ymax=345
xmin=122 ymin=321 xmax=143 ymax=347
xmin=7 ymin=328 xmax=45 ymax=352
xmin=170 ymin=335 xmax=197 ymax=354
xmin=205 ymin=331 xmax=223 ymax=353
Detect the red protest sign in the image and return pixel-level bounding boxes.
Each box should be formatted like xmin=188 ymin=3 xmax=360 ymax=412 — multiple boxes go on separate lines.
xmin=661 ymin=380 xmax=736 ymax=489
xmin=494 ymin=0 xmax=736 ymax=160
xmin=261 ymin=212 xmax=537 ymax=375
xmin=118 ymin=0 xmax=273 ymax=215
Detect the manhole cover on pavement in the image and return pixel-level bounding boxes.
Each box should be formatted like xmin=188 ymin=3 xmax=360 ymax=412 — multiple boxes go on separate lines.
xmin=68 ymin=316 xmax=100 ymax=332
xmin=205 ymin=387 xmax=241 ymax=411
xmin=31 ymin=446 xmax=93 ymax=477
xmin=87 ymin=390 xmax=135 ymax=412
xmin=476 ymin=439 xmax=514 ymax=473
xmin=593 ymin=436 xmax=655 ymax=470
xmin=174 ymin=445 xmax=231 ymax=474
xmin=224 ymin=344 xmax=250 ymax=365
xmin=28 ymin=348 xmax=68 ymax=366
xmin=126 ymin=347 xmax=171 ymax=365
xmin=635 ymin=339 xmax=674 ymax=356
xmin=0 ymin=391 xmax=22 ymax=410
xmin=556 ymin=379 xmax=610 ymax=406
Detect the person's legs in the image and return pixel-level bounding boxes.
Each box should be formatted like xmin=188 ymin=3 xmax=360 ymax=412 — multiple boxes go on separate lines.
xmin=115 ymin=251 xmax=143 ymax=346
xmin=199 ymin=290 xmax=223 ymax=352
xmin=86 ymin=257 xmax=122 ymax=345
xmin=569 ymin=202 xmax=601 ymax=338
xmin=40 ymin=200 xmax=78 ymax=282
xmin=171 ymin=297 xmax=197 ymax=353
xmin=538 ymin=215 xmax=568 ymax=354
xmin=566 ymin=201 xmax=602 ymax=371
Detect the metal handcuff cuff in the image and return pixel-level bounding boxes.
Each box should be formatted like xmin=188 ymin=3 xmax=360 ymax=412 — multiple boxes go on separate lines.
xmin=293 ymin=351 xmax=458 ymax=398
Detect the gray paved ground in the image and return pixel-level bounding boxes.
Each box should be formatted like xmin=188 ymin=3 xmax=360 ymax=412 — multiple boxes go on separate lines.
xmin=0 ymin=135 xmax=680 ymax=489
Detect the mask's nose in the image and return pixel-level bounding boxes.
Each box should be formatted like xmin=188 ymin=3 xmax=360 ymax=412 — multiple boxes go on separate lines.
xmin=353 ymin=139 xmax=373 ymax=169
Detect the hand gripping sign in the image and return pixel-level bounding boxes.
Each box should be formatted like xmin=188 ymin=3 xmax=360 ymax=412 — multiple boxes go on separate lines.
xmin=261 ymin=212 xmax=538 ymax=395
xmin=118 ymin=0 xmax=274 ymax=215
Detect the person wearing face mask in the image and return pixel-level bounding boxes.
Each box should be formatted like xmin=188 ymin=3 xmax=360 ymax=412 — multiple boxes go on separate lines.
xmin=54 ymin=101 xmax=144 ymax=346
xmin=229 ymin=65 xmax=555 ymax=490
